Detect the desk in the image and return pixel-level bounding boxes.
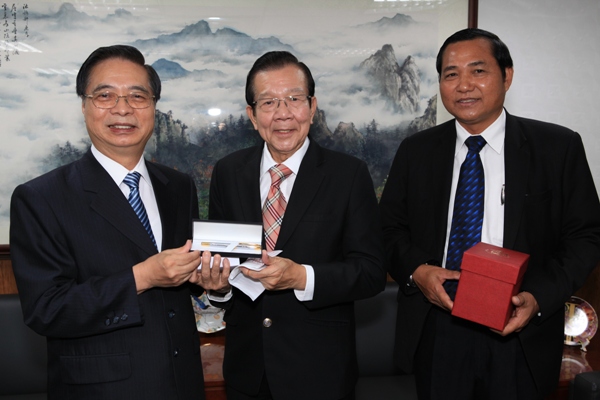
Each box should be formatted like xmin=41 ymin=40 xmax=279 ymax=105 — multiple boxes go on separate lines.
xmin=200 ymin=330 xmax=226 ymax=400
xmin=546 ymin=340 xmax=600 ymax=400
xmin=201 ymin=330 xmax=600 ymax=400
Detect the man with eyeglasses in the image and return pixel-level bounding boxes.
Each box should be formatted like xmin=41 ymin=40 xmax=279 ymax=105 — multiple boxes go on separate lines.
xmin=207 ymin=51 xmax=387 ymax=400
xmin=10 ymin=45 xmax=228 ymax=399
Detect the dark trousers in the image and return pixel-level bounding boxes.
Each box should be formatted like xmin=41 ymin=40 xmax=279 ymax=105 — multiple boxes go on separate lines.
xmin=226 ymin=374 xmax=356 ymax=400
xmin=414 ymin=307 xmax=542 ymax=400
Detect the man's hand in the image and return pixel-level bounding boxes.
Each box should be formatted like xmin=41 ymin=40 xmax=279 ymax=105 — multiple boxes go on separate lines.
xmin=133 ymin=240 xmax=201 ymax=294
xmin=494 ymin=291 xmax=539 ymax=336
xmin=412 ymin=264 xmax=461 ymax=312
xmin=189 ymin=251 xmax=231 ymax=292
xmin=241 ymin=250 xmax=307 ymax=291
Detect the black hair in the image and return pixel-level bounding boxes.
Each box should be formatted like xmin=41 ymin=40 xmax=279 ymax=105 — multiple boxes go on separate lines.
xmin=436 ymin=28 xmax=513 ymax=80
xmin=75 ymin=44 xmax=161 ymax=101
xmin=245 ymin=51 xmax=315 ymax=108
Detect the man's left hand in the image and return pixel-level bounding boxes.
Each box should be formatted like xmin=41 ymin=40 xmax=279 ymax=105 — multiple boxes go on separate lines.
xmin=494 ymin=291 xmax=539 ymax=336
xmin=241 ymin=250 xmax=307 ymax=291
xmin=189 ymin=251 xmax=231 ymax=292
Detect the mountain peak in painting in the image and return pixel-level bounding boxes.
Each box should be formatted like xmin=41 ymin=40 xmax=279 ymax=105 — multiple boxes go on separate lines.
xmin=359 ymin=13 xmax=417 ymax=30
xmin=133 ymin=20 xmax=293 ymax=61
xmin=359 ymin=44 xmax=420 ymax=114
xmin=152 ymin=59 xmax=190 ymax=80
xmin=179 ymin=20 xmax=213 ymax=37
xmin=31 ymin=2 xmax=95 ymax=29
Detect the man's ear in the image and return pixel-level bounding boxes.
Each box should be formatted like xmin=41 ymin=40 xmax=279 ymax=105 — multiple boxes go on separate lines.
xmin=309 ymin=96 xmax=318 ymax=124
xmin=504 ymin=67 xmax=514 ymax=92
xmin=246 ymin=105 xmax=258 ymax=130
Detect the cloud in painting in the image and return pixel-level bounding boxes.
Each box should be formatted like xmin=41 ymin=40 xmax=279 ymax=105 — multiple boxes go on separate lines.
xmin=1 ymin=1 xmax=445 ymax=242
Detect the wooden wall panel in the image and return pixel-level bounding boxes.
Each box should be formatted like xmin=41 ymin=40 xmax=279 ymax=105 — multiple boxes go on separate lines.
xmin=575 ymin=263 xmax=600 ymax=311
xmin=0 ymin=245 xmax=18 ymax=295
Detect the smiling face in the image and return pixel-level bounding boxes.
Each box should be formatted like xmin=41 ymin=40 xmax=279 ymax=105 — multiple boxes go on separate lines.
xmin=82 ymin=58 xmax=156 ymax=168
xmin=246 ymin=64 xmax=317 ymax=163
xmin=439 ymin=38 xmax=513 ymax=135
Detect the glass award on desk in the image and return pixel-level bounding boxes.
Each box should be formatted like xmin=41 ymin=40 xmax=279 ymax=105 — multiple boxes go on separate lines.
xmin=564 ymin=296 xmax=598 ymax=351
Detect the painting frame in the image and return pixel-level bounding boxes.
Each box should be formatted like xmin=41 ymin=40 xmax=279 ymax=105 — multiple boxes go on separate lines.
xmin=0 ymin=0 xmax=478 ymax=249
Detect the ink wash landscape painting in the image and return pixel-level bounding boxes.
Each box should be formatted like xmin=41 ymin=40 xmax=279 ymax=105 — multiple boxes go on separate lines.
xmin=0 ymin=0 xmax=468 ymax=242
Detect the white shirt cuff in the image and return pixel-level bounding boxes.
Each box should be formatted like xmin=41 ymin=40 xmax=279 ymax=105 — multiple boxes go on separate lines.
xmin=207 ymin=289 xmax=233 ymax=302
xmin=294 ymin=264 xmax=314 ymax=301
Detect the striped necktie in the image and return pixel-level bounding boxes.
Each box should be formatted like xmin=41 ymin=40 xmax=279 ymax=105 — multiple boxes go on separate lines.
xmin=123 ymin=172 xmax=157 ymax=250
xmin=263 ymin=164 xmax=292 ymax=252
xmin=444 ymin=135 xmax=487 ymax=299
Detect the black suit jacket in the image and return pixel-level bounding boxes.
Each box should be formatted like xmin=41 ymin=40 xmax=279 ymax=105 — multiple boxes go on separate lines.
xmin=379 ymin=112 xmax=600 ymax=397
xmin=209 ymin=140 xmax=386 ymax=400
xmin=10 ymin=150 xmax=204 ymax=400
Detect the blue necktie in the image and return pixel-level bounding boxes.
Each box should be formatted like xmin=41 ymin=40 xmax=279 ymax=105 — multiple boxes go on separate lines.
xmin=123 ymin=172 xmax=157 ymax=250
xmin=444 ymin=135 xmax=487 ymax=299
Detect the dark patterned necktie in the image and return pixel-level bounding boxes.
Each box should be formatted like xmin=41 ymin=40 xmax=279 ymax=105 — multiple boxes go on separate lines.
xmin=444 ymin=135 xmax=487 ymax=299
xmin=123 ymin=172 xmax=157 ymax=250
xmin=263 ymin=164 xmax=292 ymax=252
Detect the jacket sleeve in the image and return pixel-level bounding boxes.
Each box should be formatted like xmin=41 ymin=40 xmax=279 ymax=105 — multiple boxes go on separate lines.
xmin=9 ymin=183 xmax=143 ymax=338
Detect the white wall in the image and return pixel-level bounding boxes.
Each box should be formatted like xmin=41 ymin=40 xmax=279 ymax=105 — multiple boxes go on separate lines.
xmin=478 ymin=0 xmax=600 ymax=189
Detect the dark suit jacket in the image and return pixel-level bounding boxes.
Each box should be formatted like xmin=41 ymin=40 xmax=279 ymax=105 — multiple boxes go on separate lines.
xmin=379 ymin=112 xmax=600 ymax=397
xmin=10 ymin=150 xmax=204 ymax=400
xmin=209 ymin=139 xmax=386 ymax=400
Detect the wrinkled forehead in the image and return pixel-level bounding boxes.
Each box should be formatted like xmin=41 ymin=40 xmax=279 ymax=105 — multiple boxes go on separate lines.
xmin=87 ymin=58 xmax=151 ymax=93
xmin=252 ymin=65 xmax=308 ymax=97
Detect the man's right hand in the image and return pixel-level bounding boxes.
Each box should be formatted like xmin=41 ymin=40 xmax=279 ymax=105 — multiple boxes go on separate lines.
xmin=412 ymin=264 xmax=460 ymax=311
xmin=133 ymin=240 xmax=201 ymax=293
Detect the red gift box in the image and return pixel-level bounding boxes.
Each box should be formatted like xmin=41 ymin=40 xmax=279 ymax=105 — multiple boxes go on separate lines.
xmin=451 ymin=242 xmax=529 ymax=331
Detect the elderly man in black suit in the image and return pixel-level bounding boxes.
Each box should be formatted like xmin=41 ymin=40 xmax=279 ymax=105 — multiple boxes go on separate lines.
xmin=208 ymin=51 xmax=386 ymax=400
xmin=380 ymin=28 xmax=600 ymax=400
xmin=10 ymin=45 xmax=228 ymax=399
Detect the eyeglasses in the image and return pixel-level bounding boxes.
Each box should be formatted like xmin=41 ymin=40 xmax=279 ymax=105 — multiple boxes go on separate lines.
xmin=252 ymin=95 xmax=312 ymax=113
xmin=84 ymin=91 xmax=155 ymax=109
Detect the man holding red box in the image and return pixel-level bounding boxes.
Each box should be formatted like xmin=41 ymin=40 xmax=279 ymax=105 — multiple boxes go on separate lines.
xmin=380 ymin=28 xmax=600 ymax=400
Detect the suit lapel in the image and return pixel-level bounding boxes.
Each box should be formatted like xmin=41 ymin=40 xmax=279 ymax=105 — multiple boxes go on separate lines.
xmin=275 ymin=141 xmax=325 ymax=250
xmin=430 ymin=121 xmax=458 ymax=258
xmin=147 ymin=162 xmax=174 ymax=251
xmin=237 ymin=146 xmax=263 ymax=223
xmin=79 ymin=151 xmax=158 ymax=256
xmin=503 ymin=113 xmax=530 ymax=249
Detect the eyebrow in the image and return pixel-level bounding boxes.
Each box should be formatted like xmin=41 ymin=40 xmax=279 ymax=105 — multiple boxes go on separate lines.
xmin=257 ymin=87 xmax=306 ymax=97
xmin=442 ymin=60 xmax=486 ymax=74
xmin=91 ymin=84 xmax=151 ymax=94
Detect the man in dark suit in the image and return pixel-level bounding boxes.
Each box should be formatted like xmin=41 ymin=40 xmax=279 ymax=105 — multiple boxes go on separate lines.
xmin=10 ymin=45 xmax=227 ymax=399
xmin=208 ymin=51 xmax=386 ymax=400
xmin=379 ymin=28 xmax=600 ymax=400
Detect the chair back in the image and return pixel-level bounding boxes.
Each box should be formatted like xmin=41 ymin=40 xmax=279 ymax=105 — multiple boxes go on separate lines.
xmin=354 ymin=281 xmax=400 ymax=376
xmin=0 ymin=294 xmax=47 ymax=397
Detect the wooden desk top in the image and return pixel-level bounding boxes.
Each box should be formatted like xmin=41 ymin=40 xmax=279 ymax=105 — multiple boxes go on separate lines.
xmin=546 ymin=339 xmax=600 ymax=400
xmin=200 ymin=330 xmax=226 ymax=400
xmin=560 ymin=342 xmax=598 ymax=382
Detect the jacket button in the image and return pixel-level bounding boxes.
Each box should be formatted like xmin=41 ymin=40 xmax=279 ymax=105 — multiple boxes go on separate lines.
xmin=168 ymin=310 xmax=176 ymax=318
xmin=105 ymin=319 xmax=111 ymax=326
xmin=263 ymin=318 xmax=272 ymax=328
xmin=173 ymin=348 xmax=179 ymax=357
xmin=113 ymin=316 xmax=120 ymax=324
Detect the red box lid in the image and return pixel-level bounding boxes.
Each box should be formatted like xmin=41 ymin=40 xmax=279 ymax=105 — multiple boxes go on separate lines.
xmin=460 ymin=242 xmax=529 ymax=284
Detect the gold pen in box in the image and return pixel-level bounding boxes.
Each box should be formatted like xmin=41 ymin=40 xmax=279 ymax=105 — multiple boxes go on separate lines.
xmin=234 ymin=242 xmax=261 ymax=251
xmin=200 ymin=241 xmax=230 ymax=248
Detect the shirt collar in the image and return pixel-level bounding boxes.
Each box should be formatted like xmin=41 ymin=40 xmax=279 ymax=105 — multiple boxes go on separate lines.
xmin=90 ymin=145 xmax=152 ymax=187
xmin=260 ymin=137 xmax=310 ymax=177
xmin=454 ymin=109 xmax=506 ymax=155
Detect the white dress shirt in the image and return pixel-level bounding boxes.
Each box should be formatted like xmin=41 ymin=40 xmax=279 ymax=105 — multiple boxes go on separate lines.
xmin=91 ymin=145 xmax=162 ymax=251
xmin=442 ymin=110 xmax=506 ymax=268
xmin=259 ymin=138 xmax=315 ymax=301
